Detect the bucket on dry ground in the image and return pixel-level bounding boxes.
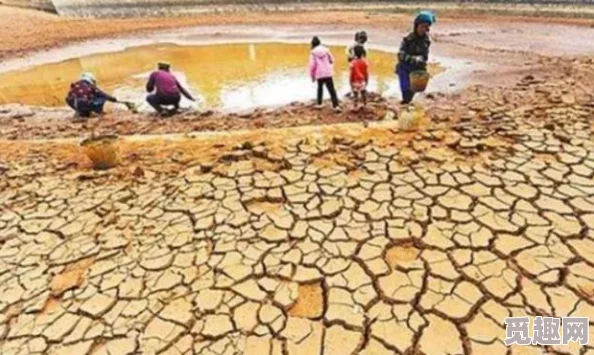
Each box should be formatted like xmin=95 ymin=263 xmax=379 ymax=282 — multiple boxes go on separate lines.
xmin=80 ymin=134 xmax=119 ymax=170
xmin=398 ymin=105 xmax=425 ymax=131
xmin=410 ymin=70 xmax=430 ymax=93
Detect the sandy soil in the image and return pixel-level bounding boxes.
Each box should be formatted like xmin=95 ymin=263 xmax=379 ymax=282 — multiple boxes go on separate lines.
xmin=1 ymin=7 xmax=594 ymax=355
xmin=2 ymin=4 xmax=594 ymax=62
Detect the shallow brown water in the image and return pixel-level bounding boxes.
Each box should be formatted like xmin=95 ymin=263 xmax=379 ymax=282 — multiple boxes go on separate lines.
xmin=0 ymin=42 xmax=442 ymax=112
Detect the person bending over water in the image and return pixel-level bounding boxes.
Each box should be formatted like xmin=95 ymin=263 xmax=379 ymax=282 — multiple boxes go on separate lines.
xmin=309 ymin=36 xmax=342 ymax=113
xmin=146 ymin=62 xmax=195 ymax=116
xmin=66 ymin=72 xmax=117 ymax=118
xmin=396 ymin=10 xmax=436 ymax=105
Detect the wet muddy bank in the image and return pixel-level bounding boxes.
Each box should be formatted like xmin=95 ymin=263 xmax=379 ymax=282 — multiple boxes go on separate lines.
xmin=1 ymin=6 xmax=594 ymax=141
xmin=3 ymin=15 xmax=590 ymax=113
xmin=1 ymin=56 xmax=593 ymax=143
xmin=0 ymin=40 xmax=448 ymax=112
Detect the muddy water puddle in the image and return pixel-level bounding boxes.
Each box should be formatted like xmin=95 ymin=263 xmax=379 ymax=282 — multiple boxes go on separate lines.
xmin=0 ymin=42 xmax=442 ymax=112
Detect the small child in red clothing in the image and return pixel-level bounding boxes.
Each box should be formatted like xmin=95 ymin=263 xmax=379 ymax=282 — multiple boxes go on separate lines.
xmin=349 ymin=45 xmax=369 ymax=110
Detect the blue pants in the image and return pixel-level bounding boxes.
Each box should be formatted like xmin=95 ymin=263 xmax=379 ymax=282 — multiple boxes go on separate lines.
xmin=397 ymin=63 xmax=415 ymax=104
xmin=67 ymin=97 xmax=107 ymax=117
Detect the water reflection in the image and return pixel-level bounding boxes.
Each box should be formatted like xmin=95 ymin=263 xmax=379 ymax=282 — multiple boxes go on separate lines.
xmin=0 ymin=42 xmax=442 ymax=111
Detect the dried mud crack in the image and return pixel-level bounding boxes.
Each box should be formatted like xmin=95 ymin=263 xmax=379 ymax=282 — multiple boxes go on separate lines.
xmin=1 ymin=42 xmax=594 ymax=355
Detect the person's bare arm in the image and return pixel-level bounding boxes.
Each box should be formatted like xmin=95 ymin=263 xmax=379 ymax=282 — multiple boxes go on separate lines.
xmin=176 ymin=81 xmax=195 ymax=101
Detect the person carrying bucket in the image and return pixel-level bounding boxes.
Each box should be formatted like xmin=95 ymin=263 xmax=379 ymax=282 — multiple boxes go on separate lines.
xmin=396 ymin=10 xmax=436 ymax=105
xmin=66 ymin=72 xmax=118 ymax=118
xmin=146 ymin=61 xmax=195 ymax=117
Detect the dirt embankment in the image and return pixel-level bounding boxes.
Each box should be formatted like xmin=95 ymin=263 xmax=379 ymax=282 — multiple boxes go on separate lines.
xmin=1 ymin=55 xmax=593 ymax=173
xmin=2 ymin=4 xmax=594 ymax=62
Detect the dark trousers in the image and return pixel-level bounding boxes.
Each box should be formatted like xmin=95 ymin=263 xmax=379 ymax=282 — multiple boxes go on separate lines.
xmin=397 ymin=62 xmax=419 ymax=104
xmin=317 ymin=77 xmax=339 ymax=108
xmin=146 ymin=93 xmax=181 ymax=113
xmin=66 ymin=97 xmax=106 ymax=117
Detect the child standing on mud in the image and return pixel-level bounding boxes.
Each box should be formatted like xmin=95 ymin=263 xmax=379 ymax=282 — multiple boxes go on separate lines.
xmin=349 ymin=45 xmax=369 ymax=110
xmin=396 ymin=11 xmax=436 ymax=105
xmin=309 ymin=36 xmax=342 ymax=113
xmin=346 ymin=31 xmax=368 ymax=62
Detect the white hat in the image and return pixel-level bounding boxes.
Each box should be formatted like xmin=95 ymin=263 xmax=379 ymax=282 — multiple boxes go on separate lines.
xmin=80 ymin=72 xmax=96 ymax=85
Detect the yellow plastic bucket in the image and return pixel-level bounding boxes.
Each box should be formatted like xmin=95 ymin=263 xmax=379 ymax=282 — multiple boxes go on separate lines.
xmin=81 ymin=135 xmax=119 ymax=170
xmin=410 ymin=71 xmax=430 ymax=93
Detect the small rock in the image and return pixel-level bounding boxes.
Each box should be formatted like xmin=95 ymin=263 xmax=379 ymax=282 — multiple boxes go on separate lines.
xmin=460 ymin=114 xmax=473 ymax=122
xmin=200 ymin=110 xmax=214 ymax=117
xmin=561 ymin=94 xmax=576 ymax=105
xmin=221 ymin=150 xmax=249 ymax=162
xmin=553 ymin=132 xmax=572 ymax=144
xmin=549 ymin=94 xmax=562 ymax=104
xmin=133 ymin=166 xmax=145 ymax=178
xmin=10 ymin=107 xmax=35 ymax=119
xmin=200 ymin=164 xmax=213 ymax=173
xmin=242 ymin=142 xmax=254 ymax=150
xmin=399 ymin=148 xmax=420 ymax=163
xmin=543 ymin=123 xmax=555 ymax=131
xmin=432 ymin=131 xmax=445 ymax=141
xmin=459 ymin=139 xmax=482 ymax=150
xmin=331 ymin=137 xmax=354 ymax=146
xmin=424 ymin=148 xmax=449 ymax=163
xmin=444 ymin=133 xmax=462 ymax=148
xmin=55 ymin=162 xmax=78 ymax=171
xmin=411 ymin=140 xmax=432 ymax=153
xmin=252 ymin=146 xmax=268 ymax=158
xmin=523 ymin=74 xmax=535 ymax=81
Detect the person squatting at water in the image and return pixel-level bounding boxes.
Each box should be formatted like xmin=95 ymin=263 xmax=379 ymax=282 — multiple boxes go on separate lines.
xmin=346 ymin=30 xmax=368 ymax=62
xmin=146 ymin=61 xmax=195 ymax=116
xmin=349 ymin=45 xmax=369 ymax=110
xmin=396 ymin=11 xmax=436 ymax=105
xmin=309 ymin=36 xmax=342 ymax=113
xmin=66 ymin=72 xmax=117 ymax=118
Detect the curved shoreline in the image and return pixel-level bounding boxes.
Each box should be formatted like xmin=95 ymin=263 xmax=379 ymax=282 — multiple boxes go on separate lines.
xmin=1 ymin=4 xmax=594 ymax=63
xmin=0 ymin=5 xmax=593 ymax=142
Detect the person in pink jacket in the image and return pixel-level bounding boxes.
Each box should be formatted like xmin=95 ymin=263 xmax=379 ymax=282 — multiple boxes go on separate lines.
xmin=309 ymin=36 xmax=341 ymax=112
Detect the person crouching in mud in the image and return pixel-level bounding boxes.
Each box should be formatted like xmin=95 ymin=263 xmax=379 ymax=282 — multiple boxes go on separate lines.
xmin=146 ymin=62 xmax=195 ymax=117
xmin=396 ymin=11 xmax=436 ymax=105
xmin=309 ymin=36 xmax=342 ymax=112
xmin=66 ymin=72 xmax=117 ymax=118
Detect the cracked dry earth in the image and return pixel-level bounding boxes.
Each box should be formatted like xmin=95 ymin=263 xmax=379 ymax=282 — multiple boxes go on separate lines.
xmin=2 ymin=63 xmax=594 ymax=355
